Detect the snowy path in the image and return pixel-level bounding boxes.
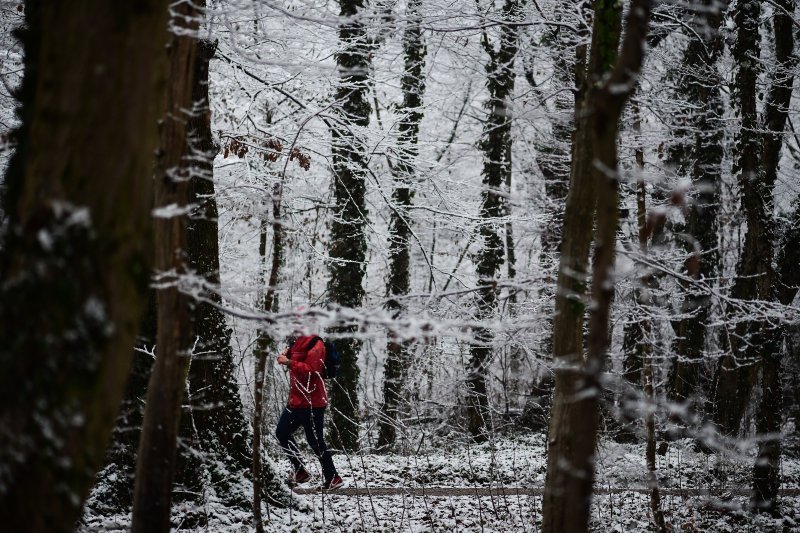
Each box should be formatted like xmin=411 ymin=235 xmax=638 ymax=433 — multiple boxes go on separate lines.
xmin=294 ymin=486 xmax=800 ymax=497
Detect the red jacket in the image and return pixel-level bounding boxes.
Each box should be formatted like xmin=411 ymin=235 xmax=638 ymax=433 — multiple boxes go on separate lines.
xmin=287 ymin=335 xmax=328 ymax=408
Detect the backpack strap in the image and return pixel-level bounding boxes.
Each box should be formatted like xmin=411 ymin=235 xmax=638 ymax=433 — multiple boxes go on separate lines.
xmin=287 ymin=336 xmax=322 ymax=355
xmin=306 ymin=336 xmax=323 ymax=352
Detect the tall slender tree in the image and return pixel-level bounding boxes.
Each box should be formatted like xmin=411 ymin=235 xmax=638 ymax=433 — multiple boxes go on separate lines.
xmin=750 ymin=0 xmax=796 ymax=513
xmin=0 ymin=1 xmax=169 ymax=531
xmin=327 ymin=0 xmax=373 ymax=451
xmin=466 ymin=0 xmax=526 ymax=441
xmin=712 ymin=0 xmax=796 ymax=437
xmin=377 ymin=0 xmax=427 ymax=449
xmin=632 ymin=112 xmax=667 ymax=532
xmin=542 ymin=0 xmax=652 ymax=530
xmin=132 ymin=2 xmax=200 ymax=530
xmin=520 ymin=0 xmax=590 ymax=431
xmin=668 ymin=0 xmax=728 ymax=404
xmin=184 ymin=39 xmax=282 ymax=511
xmin=252 ymin=175 xmax=288 ymax=533
xmin=542 ymin=1 xmax=623 ymax=520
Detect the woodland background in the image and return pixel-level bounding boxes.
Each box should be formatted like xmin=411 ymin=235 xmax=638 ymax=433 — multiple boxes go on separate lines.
xmin=1 ymin=0 xmax=800 ymax=531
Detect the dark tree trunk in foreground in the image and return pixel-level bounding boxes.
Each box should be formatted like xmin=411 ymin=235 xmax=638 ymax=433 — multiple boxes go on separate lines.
xmin=90 ymin=42 xmax=281 ymax=520
xmin=132 ymin=4 xmax=199 ymax=531
xmin=712 ymin=0 xmax=796 ymax=439
xmin=0 ymin=2 xmax=168 ymax=531
xmin=327 ymin=0 xmax=372 ymax=452
xmin=377 ymin=0 xmax=426 ymax=449
xmin=542 ymin=1 xmax=651 ymax=531
xmin=668 ymin=0 xmax=727 ymax=404
xmin=466 ymin=0 xmax=525 ymax=441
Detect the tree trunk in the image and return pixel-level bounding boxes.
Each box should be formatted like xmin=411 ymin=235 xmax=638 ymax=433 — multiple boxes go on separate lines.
xmin=132 ymin=3 xmax=199 ymax=531
xmin=634 ymin=134 xmax=667 ymax=533
xmin=88 ymin=294 xmax=156 ymax=515
xmin=534 ymin=0 xmax=587 ymax=258
xmin=777 ymin=200 xmax=800 ymax=309
xmin=327 ymin=0 xmax=373 ymax=452
xmin=776 ymin=196 xmax=800 ymax=439
xmin=184 ymin=39 xmax=277 ymax=510
xmin=466 ymin=0 xmax=525 ymax=441
xmin=542 ymin=0 xmax=622 ymax=525
xmin=377 ymin=0 xmax=426 ymax=450
xmin=520 ymin=0 xmax=590 ymax=432
xmin=0 ymin=1 xmax=168 ymax=531
xmin=750 ymin=0 xmax=796 ymax=513
xmin=752 ymin=329 xmax=784 ymax=514
xmin=668 ymin=0 xmax=728 ymax=404
xmin=617 ymin=102 xmax=647 ymax=444
xmin=542 ymin=1 xmax=651 ymax=530
xmin=710 ymin=0 xmax=762 ymax=436
xmin=712 ymin=0 xmax=795 ymax=437
xmin=252 ymin=177 xmax=287 ymax=533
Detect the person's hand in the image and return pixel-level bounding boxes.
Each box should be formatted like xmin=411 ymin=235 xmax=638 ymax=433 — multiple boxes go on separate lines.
xmin=277 ymin=354 xmax=289 ymax=366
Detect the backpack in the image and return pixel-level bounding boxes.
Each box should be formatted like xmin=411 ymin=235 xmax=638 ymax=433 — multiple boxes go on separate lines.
xmin=308 ymin=336 xmax=340 ymax=379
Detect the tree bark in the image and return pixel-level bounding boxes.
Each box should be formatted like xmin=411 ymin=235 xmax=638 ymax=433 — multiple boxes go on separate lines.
xmin=132 ymin=3 xmax=199 ymax=531
xmin=88 ymin=294 xmax=156 ymax=515
xmin=377 ymin=0 xmax=426 ymax=450
xmin=0 ymin=1 xmax=168 ymax=531
xmin=618 ymin=101 xmax=647 ymax=444
xmin=327 ymin=0 xmax=373 ymax=452
xmin=542 ymin=0 xmax=623 ymax=525
xmin=542 ymin=1 xmax=651 ymax=531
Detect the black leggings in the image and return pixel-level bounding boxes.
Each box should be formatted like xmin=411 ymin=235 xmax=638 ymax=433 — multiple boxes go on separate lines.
xmin=275 ymin=406 xmax=337 ymax=482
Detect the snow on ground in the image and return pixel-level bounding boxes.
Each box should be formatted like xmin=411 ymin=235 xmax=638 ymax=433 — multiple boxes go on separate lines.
xmin=80 ymin=432 xmax=800 ymax=531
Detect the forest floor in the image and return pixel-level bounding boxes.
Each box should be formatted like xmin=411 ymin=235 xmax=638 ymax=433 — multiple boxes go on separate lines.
xmin=81 ymin=432 xmax=800 ymax=531
xmin=268 ymin=432 xmax=800 ymax=532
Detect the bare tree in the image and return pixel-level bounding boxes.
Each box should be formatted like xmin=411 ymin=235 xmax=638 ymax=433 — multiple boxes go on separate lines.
xmin=712 ymin=0 xmax=797 ymax=440
xmin=132 ymin=2 xmax=200 ymax=530
xmin=520 ymin=0 xmax=590 ymax=432
xmin=633 ymin=102 xmax=667 ymax=533
xmin=466 ymin=0 xmax=526 ymax=441
xmin=327 ymin=0 xmax=374 ymax=451
xmin=378 ymin=0 xmax=427 ymax=449
xmin=542 ymin=0 xmax=652 ymax=530
xmin=667 ymin=0 xmax=728 ymax=404
xmin=750 ymin=0 xmax=797 ymax=514
xmin=252 ymin=175 xmax=286 ymax=533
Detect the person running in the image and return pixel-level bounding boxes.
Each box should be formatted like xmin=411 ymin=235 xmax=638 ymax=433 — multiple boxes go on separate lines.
xmin=275 ymin=333 xmax=343 ymax=490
